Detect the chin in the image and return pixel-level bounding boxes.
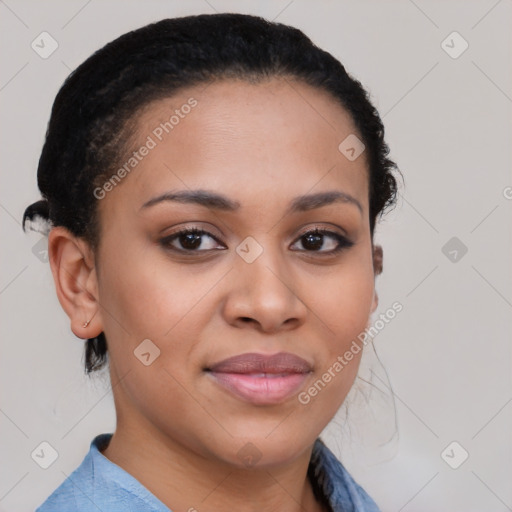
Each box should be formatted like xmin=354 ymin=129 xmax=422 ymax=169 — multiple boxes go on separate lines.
xmin=208 ymin=429 xmax=319 ymax=470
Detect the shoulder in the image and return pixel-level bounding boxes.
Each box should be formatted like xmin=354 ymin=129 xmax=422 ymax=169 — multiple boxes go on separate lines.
xmin=310 ymin=438 xmax=381 ymax=512
xmin=35 ymin=433 xmax=169 ymax=512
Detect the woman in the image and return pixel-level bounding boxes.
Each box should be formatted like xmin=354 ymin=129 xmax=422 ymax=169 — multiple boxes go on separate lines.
xmin=23 ymin=12 xmax=399 ymax=512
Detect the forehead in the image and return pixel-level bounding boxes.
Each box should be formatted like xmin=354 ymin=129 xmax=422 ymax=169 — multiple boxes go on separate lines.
xmin=100 ymin=77 xmax=369 ymax=217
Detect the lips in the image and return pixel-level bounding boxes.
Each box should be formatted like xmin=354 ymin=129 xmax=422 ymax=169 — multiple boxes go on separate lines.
xmin=206 ymin=352 xmax=312 ymax=405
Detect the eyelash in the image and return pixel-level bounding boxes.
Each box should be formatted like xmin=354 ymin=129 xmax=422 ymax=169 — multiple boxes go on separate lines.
xmin=159 ymin=226 xmax=354 ymax=256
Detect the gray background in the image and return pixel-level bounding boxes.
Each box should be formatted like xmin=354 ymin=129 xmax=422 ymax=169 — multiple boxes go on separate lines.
xmin=1 ymin=1 xmax=511 ymax=510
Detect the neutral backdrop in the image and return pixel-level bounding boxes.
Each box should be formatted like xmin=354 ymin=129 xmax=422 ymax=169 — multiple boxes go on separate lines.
xmin=1 ymin=1 xmax=511 ymax=511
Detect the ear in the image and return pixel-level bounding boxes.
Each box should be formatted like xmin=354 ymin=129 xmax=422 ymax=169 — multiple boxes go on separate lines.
xmin=48 ymin=226 xmax=103 ymax=339
xmin=370 ymin=244 xmax=383 ymax=314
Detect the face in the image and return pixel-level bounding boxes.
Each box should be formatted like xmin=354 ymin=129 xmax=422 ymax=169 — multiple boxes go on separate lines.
xmin=92 ymin=77 xmax=378 ymax=468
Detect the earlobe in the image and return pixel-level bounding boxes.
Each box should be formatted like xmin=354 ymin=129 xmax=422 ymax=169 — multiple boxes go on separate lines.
xmin=48 ymin=227 xmax=102 ymax=339
xmin=371 ymin=290 xmax=379 ymax=313
xmin=371 ymin=244 xmax=383 ymax=314
xmin=372 ymin=244 xmax=383 ymax=276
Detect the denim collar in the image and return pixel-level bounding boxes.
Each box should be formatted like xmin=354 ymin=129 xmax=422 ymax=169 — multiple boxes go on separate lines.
xmin=309 ymin=437 xmax=381 ymax=511
xmin=37 ymin=433 xmax=380 ymax=511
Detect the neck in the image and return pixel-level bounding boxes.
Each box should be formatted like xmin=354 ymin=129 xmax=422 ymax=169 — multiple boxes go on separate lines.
xmin=101 ymin=418 xmax=326 ymax=512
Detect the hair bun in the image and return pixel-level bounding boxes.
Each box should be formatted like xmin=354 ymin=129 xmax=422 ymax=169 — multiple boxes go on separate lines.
xmin=22 ymin=199 xmax=51 ymax=235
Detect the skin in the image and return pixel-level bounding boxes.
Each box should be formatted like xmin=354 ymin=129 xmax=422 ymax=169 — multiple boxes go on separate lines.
xmin=49 ymin=77 xmax=383 ymax=512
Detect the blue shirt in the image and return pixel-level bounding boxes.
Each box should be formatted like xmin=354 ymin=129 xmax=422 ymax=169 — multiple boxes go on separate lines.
xmin=36 ymin=433 xmax=381 ymax=511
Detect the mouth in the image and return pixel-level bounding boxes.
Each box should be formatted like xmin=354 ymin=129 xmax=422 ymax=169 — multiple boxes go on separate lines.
xmin=205 ymin=352 xmax=313 ymax=405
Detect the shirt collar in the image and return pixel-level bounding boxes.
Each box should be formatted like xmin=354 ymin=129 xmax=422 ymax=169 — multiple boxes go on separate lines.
xmin=310 ymin=438 xmax=380 ymax=511
xmin=90 ymin=434 xmax=379 ymax=512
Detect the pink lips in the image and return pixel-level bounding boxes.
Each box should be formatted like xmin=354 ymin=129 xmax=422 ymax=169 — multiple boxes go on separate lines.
xmin=206 ymin=352 xmax=312 ymax=405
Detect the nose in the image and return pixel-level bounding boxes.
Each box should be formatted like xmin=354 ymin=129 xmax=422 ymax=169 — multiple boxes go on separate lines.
xmin=221 ymin=247 xmax=308 ymax=334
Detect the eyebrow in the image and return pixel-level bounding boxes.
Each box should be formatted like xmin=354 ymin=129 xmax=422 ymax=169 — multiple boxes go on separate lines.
xmin=140 ymin=189 xmax=363 ymax=215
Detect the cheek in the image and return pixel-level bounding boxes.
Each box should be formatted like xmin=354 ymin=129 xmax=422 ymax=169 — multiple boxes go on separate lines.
xmin=314 ymin=264 xmax=375 ymax=350
xmin=98 ymin=244 xmax=214 ymax=337
xmin=96 ymin=244 xmax=231 ymax=384
xmin=296 ymin=265 xmax=374 ymax=422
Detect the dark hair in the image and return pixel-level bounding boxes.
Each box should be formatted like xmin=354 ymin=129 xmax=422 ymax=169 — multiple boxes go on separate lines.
xmin=22 ymin=13 xmax=400 ymax=374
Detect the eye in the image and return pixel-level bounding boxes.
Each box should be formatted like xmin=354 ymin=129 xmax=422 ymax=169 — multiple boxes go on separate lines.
xmin=160 ymin=226 xmax=353 ymax=256
xmin=290 ymin=228 xmax=354 ymax=255
xmin=160 ymin=228 xmax=225 ymax=253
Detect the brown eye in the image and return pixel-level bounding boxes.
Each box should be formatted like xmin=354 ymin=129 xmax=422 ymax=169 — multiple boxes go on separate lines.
xmin=160 ymin=228 xmax=225 ymax=253
xmin=291 ymin=228 xmax=354 ymax=254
